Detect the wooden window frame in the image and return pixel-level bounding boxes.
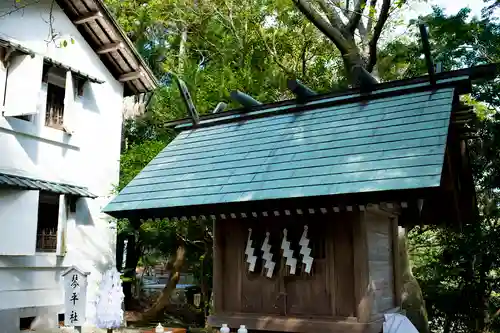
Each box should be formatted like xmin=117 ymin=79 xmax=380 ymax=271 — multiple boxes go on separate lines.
xmin=36 ymin=191 xmax=60 ymax=253
xmin=44 ymin=81 xmax=66 ymax=130
xmin=43 ymin=64 xmax=66 ymax=130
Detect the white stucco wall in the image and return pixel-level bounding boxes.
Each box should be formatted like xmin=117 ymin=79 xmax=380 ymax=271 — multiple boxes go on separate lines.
xmin=0 ymin=0 xmax=124 ymax=328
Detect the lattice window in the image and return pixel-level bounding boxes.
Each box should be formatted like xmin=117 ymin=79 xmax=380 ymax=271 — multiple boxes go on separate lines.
xmin=36 ymin=228 xmax=58 ymax=252
xmin=45 ymin=82 xmax=65 ymax=129
xmin=36 ymin=192 xmax=60 ymax=253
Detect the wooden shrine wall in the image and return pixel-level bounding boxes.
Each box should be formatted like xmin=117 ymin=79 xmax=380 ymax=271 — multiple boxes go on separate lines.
xmin=365 ymin=211 xmax=395 ymax=315
xmin=214 ymin=213 xmax=357 ymax=318
xmin=213 ymin=209 xmax=399 ymax=321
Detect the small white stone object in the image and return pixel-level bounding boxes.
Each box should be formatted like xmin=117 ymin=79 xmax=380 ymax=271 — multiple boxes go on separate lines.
xmin=245 ymin=228 xmax=257 ymax=272
xmin=156 ymin=323 xmax=165 ymax=333
xmin=238 ymin=325 xmax=248 ymax=333
xmin=220 ymin=324 xmax=230 ymax=333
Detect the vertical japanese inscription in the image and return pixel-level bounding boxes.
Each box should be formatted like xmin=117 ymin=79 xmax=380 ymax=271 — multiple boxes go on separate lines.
xmin=63 ymin=268 xmax=88 ymax=327
xmin=69 ymin=274 xmax=80 ymax=323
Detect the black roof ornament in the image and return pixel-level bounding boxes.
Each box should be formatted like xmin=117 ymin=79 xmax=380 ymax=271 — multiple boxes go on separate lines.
xmin=419 ymin=23 xmax=436 ymax=84
xmin=287 ymin=79 xmax=317 ymax=102
xmin=230 ymin=90 xmax=262 ymax=108
xmin=176 ymin=78 xmax=200 ymax=125
xmin=212 ymin=102 xmax=227 ymax=114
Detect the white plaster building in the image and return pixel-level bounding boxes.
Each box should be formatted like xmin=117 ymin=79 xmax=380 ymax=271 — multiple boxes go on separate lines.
xmin=0 ymin=0 xmax=157 ymax=331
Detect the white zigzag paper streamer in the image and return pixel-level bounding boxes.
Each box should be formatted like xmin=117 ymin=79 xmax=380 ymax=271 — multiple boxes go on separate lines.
xmin=245 ymin=228 xmax=257 ymax=272
xmin=299 ymin=225 xmax=313 ymax=274
xmin=261 ymin=232 xmax=275 ymax=278
xmin=281 ymin=229 xmax=297 ymax=275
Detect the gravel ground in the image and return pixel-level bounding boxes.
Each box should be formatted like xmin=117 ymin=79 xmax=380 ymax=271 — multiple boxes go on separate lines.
xmin=33 ymin=328 xmax=149 ymax=333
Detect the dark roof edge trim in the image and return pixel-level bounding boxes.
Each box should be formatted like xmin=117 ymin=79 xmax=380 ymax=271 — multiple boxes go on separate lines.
xmin=0 ymin=172 xmax=97 ymax=198
xmin=0 ymin=38 xmax=35 ymax=57
xmin=0 ymin=38 xmax=105 ymax=84
xmin=94 ymin=0 xmax=159 ymax=90
xmin=103 ymin=187 xmax=439 ymax=220
xmin=173 ymin=75 xmax=466 ymax=131
xmin=44 ymin=57 xmax=104 ymax=84
xmin=169 ymin=63 xmax=498 ymax=131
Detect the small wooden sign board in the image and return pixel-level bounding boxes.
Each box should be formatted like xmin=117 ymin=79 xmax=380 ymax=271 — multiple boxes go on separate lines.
xmin=62 ymin=266 xmax=90 ymax=328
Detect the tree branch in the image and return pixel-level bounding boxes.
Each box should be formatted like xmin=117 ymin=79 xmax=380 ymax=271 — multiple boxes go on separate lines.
xmin=346 ymin=0 xmax=367 ymax=33
xmin=316 ymin=0 xmax=345 ymax=29
xmin=0 ymin=0 xmax=40 ymax=19
xmin=292 ymin=0 xmax=350 ymax=55
xmin=256 ymin=27 xmax=293 ymax=75
xmin=302 ymin=40 xmax=310 ymax=76
xmin=366 ymin=0 xmax=377 ymax=35
xmin=366 ymin=0 xmax=390 ymax=72
xmin=357 ymin=20 xmax=368 ymax=43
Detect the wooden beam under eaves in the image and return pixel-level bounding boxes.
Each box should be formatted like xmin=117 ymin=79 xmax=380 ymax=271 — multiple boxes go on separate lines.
xmin=73 ymin=11 xmax=103 ymax=25
xmin=96 ymin=42 xmax=123 ymax=54
xmin=119 ymin=71 xmax=143 ymax=82
xmin=0 ymin=46 xmax=15 ymax=68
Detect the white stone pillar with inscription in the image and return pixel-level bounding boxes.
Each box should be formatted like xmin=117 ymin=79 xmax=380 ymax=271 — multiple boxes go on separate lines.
xmin=62 ymin=266 xmax=90 ymax=331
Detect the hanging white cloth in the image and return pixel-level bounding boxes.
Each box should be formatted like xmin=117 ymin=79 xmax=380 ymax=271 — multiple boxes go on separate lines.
xmin=94 ymin=267 xmax=124 ymax=329
xmin=383 ymin=313 xmax=419 ymax=333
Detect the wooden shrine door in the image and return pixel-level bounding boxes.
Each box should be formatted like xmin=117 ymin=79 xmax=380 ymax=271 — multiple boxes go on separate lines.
xmin=283 ymin=221 xmax=332 ymax=316
xmin=239 ymin=216 xmax=333 ymax=317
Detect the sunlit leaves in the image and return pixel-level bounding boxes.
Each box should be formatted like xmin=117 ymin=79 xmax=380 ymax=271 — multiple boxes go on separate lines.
xmin=394 ymin=7 xmax=500 ymax=332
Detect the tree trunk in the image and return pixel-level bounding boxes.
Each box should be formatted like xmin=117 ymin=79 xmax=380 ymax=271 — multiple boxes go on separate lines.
xmin=398 ymin=227 xmax=430 ymax=333
xmin=140 ymin=246 xmax=186 ymax=322
xmin=178 ymin=26 xmax=188 ymax=73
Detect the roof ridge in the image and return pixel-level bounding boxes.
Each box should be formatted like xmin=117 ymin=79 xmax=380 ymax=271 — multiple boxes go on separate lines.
xmin=167 ymin=63 xmax=498 ymax=130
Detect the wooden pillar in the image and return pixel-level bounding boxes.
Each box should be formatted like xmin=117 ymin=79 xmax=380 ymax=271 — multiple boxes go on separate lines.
xmin=326 ymin=221 xmax=336 ymax=317
xmin=354 ymin=206 xmax=399 ymax=323
xmin=332 ymin=213 xmax=355 ymax=317
xmin=122 ymin=219 xmax=140 ymax=310
xmin=213 ymin=218 xmax=224 ymax=314
xmin=353 ymin=211 xmax=371 ymax=322
xmin=391 ymin=217 xmax=402 ymax=307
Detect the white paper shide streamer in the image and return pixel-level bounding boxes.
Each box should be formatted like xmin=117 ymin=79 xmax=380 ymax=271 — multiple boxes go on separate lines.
xmin=245 ymin=228 xmax=257 ymax=272
xmin=94 ymin=267 xmax=124 ymax=329
xmin=261 ymin=232 xmax=275 ymax=278
xmin=281 ymin=229 xmax=297 ymax=275
xmin=299 ymin=225 xmax=314 ymax=274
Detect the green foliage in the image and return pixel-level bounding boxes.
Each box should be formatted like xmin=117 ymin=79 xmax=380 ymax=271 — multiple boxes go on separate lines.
xmin=107 ymin=0 xmax=500 ymax=331
xmin=118 ymin=139 xmax=165 ymax=192
xmin=107 ymin=0 xmax=345 ymax=123
xmin=106 ymin=0 xmax=351 ymax=313
xmin=388 ymin=7 xmax=500 ymax=333
xmin=379 ymin=6 xmax=500 ymax=81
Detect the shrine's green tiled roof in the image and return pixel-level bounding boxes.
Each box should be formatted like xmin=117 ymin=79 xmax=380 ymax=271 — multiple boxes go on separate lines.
xmin=104 ymin=86 xmax=455 ymax=217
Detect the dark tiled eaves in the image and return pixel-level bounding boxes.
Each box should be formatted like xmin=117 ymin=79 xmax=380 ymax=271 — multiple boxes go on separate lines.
xmin=0 ymin=173 xmax=96 ymax=198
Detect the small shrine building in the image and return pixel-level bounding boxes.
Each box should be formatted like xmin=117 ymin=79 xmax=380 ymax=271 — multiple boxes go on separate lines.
xmin=104 ymin=63 xmax=499 ymax=333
